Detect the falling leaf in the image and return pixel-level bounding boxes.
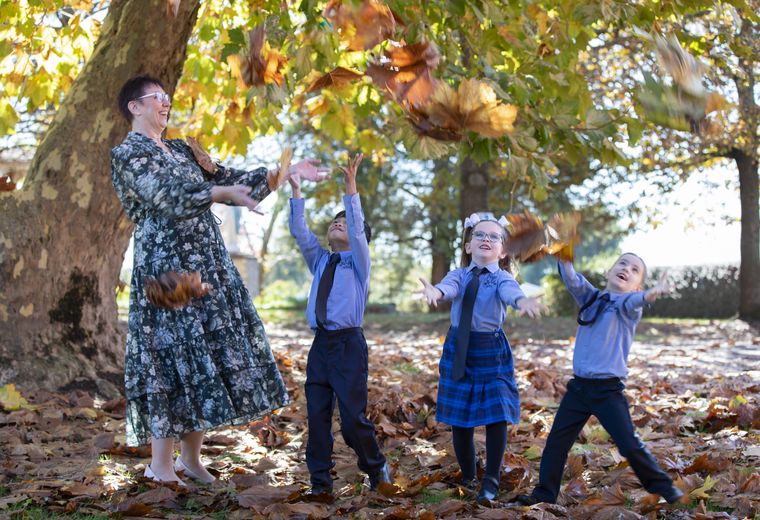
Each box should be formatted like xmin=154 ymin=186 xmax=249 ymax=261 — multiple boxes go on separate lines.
xmin=366 ymin=41 xmax=440 ymax=108
xmin=635 ymin=32 xmax=729 ymax=135
xmin=144 ymin=271 xmax=211 ymax=309
xmin=505 ymin=210 xmax=547 ymax=262
xmin=231 ymin=25 xmax=288 ymax=88
xmin=405 ymin=79 xmax=518 ymax=141
xmin=306 ymin=67 xmax=363 ymax=93
xmin=187 ymin=136 xmax=217 ymax=175
xmin=166 ymin=0 xmax=180 ymax=17
xmin=323 ymin=0 xmax=397 ymax=51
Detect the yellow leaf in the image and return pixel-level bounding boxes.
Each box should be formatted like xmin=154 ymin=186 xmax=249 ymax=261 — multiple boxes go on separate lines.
xmin=0 ymin=383 xmax=29 ymax=411
xmin=524 ymin=445 xmax=543 ymax=460
xmin=689 ymin=475 xmax=716 ymax=499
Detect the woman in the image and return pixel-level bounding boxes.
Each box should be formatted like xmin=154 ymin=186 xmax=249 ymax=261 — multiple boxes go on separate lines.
xmin=111 ymin=75 xmax=327 ymax=485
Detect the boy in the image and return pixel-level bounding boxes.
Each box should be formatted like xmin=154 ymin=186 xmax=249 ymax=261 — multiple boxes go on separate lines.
xmin=288 ymin=154 xmax=390 ymax=496
xmin=516 ymin=253 xmax=684 ymax=506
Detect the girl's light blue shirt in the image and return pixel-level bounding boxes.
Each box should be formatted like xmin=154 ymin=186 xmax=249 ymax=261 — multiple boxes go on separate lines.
xmin=435 ymin=262 xmax=526 ymax=331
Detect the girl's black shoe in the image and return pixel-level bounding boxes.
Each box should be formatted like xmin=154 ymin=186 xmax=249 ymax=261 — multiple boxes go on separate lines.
xmin=476 ymin=476 xmax=499 ymax=504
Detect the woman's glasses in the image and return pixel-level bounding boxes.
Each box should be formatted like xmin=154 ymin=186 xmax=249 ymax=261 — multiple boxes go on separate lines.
xmin=471 ymin=230 xmax=503 ymax=243
xmin=133 ymin=92 xmax=170 ymax=103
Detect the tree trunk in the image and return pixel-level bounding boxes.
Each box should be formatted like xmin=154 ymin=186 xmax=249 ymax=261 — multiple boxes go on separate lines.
xmin=0 ymin=0 xmax=202 ymax=397
xmin=733 ymin=149 xmax=760 ymax=321
xmin=427 ymin=160 xmax=457 ymax=312
xmin=460 ymin=156 xmax=489 ymax=219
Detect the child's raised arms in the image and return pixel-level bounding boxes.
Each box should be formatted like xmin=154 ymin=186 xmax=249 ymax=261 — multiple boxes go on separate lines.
xmin=418 ymin=278 xmax=444 ymax=307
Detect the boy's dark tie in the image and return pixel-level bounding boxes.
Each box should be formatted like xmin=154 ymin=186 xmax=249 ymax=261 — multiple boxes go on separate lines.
xmin=577 ymin=291 xmax=611 ymax=326
xmin=316 ymin=253 xmax=341 ymax=328
xmin=453 ymin=267 xmax=485 ymax=380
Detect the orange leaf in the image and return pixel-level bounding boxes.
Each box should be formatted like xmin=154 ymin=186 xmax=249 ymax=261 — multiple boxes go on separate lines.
xmin=504 ymin=211 xmax=546 ymax=262
xmin=144 ymin=271 xmax=210 ymax=309
xmin=323 ymin=0 xmax=396 ymax=51
xmin=366 ymin=41 xmax=440 ymax=108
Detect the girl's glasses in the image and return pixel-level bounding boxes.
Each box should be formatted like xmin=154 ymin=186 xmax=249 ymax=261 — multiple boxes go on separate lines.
xmin=133 ymin=92 xmax=171 ymax=103
xmin=472 ymin=230 xmax=503 ymax=243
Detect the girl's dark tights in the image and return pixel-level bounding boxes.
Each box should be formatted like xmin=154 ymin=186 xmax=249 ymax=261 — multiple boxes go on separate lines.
xmin=451 ymin=421 xmax=508 ymax=483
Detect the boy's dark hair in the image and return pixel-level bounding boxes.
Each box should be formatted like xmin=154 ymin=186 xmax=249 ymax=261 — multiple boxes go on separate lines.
xmin=333 ymin=210 xmax=372 ymax=244
xmin=117 ymin=75 xmax=165 ymax=122
xmin=460 ymin=221 xmax=514 ymax=273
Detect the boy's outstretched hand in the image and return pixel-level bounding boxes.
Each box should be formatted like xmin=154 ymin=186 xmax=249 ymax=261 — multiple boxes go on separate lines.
xmin=418 ymin=278 xmax=443 ymax=307
xmin=339 ymin=153 xmax=363 ymax=195
xmin=516 ymin=297 xmax=546 ymax=319
xmin=645 ymin=270 xmax=671 ymax=303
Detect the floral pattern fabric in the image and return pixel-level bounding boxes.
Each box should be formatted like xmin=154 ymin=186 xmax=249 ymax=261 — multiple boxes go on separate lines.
xmin=111 ymin=131 xmax=289 ymax=446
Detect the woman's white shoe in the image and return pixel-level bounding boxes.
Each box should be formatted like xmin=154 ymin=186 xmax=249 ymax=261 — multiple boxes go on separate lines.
xmin=144 ymin=465 xmax=187 ymax=487
xmin=175 ymin=456 xmax=216 ymax=483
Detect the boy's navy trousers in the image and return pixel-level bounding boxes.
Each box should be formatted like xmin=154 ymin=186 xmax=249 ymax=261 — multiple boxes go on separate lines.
xmin=305 ymin=327 xmax=386 ymax=488
xmin=532 ymin=376 xmax=675 ymax=503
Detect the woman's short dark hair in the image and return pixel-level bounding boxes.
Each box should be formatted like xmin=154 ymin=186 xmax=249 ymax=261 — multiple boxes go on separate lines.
xmin=333 ymin=210 xmax=372 ymax=244
xmin=117 ymin=75 xmax=165 ymax=122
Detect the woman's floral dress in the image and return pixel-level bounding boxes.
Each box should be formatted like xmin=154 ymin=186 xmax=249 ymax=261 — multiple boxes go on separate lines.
xmin=111 ymin=131 xmax=289 ymax=446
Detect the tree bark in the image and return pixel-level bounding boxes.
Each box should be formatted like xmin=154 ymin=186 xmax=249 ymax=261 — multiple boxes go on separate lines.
xmin=0 ymin=0 xmax=202 ymax=397
xmin=733 ymin=149 xmax=760 ymax=321
xmin=459 ymin=156 xmax=489 ymax=219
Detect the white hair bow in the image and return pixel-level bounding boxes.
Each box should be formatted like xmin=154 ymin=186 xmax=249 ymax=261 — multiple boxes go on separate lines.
xmin=463 ymin=212 xmax=509 ymax=230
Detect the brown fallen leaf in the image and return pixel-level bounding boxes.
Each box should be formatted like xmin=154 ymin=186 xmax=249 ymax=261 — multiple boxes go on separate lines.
xmin=505 ymin=211 xmax=546 ymax=262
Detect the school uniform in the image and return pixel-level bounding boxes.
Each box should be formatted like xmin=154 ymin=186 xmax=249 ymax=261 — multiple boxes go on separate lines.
xmin=289 ymin=194 xmax=385 ymax=491
xmin=434 ymin=262 xmax=525 ymax=427
xmin=528 ymin=261 xmax=678 ymax=504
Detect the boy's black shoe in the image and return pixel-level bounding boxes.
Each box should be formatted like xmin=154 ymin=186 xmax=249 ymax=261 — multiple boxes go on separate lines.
xmin=476 ymin=476 xmax=499 ymax=504
xmin=663 ymin=487 xmax=684 ymax=504
xmin=304 ymin=484 xmax=333 ymax=499
xmin=461 ymin=478 xmax=480 ymax=492
xmin=514 ymin=494 xmax=541 ymax=506
xmin=369 ymin=463 xmax=393 ymax=490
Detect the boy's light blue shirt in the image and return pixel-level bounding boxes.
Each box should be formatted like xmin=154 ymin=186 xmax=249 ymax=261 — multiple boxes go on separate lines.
xmin=435 ymin=261 xmax=526 ymax=331
xmin=288 ymin=194 xmax=370 ymax=330
xmin=559 ymin=261 xmax=648 ymax=379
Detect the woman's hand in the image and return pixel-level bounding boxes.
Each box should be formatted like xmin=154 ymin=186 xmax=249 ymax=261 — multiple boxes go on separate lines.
xmin=290 ymin=159 xmax=331 ymax=182
xmin=211 ymin=185 xmax=261 ymax=213
xmin=418 ymin=277 xmax=443 ymax=307
xmin=516 ymin=297 xmax=546 ymax=319
xmin=339 ymin=153 xmax=363 ymax=195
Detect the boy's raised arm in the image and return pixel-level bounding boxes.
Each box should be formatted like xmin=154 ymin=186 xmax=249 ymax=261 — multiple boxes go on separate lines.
xmin=340 ymin=154 xmax=370 ymax=281
xmin=288 ymin=174 xmax=327 ymax=274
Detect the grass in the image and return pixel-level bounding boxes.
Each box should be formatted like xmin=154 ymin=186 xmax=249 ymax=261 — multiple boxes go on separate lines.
xmin=393 ymin=362 xmax=422 ymax=375
xmin=419 ymin=488 xmax=451 ymax=505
